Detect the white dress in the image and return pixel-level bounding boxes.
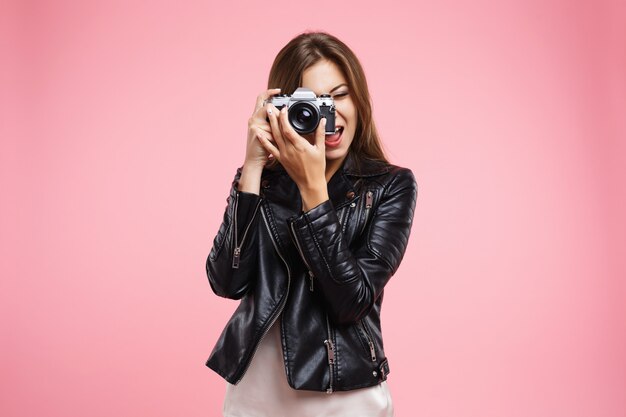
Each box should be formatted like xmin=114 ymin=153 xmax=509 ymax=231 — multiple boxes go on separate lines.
xmin=222 ymin=314 xmax=394 ymax=417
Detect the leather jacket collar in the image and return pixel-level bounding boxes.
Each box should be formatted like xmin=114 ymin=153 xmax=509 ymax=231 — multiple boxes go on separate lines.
xmin=261 ymin=152 xmax=392 ymax=210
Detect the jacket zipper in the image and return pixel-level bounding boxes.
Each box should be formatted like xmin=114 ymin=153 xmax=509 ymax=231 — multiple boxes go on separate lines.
xmin=339 ymin=205 xmax=349 ymax=234
xmin=234 ymin=207 xmax=291 ymax=384
xmin=290 ymin=222 xmax=315 ymax=292
xmin=232 ymin=193 xmax=262 ymax=269
xmin=324 ymin=313 xmax=336 ymax=393
xmin=359 ymin=319 xmax=377 ymax=362
xmin=358 ymin=190 xmax=374 ymax=237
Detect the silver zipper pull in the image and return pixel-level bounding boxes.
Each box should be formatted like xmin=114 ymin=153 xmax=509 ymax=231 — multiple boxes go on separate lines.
xmin=324 ymin=339 xmax=335 ymax=363
xmin=365 ymin=190 xmax=373 ymax=208
xmin=360 ymin=321 xmax=377 ymax=362
xmin=308 ymin=270 xmax=314 ymax=291
xmin=324 ymin=339 xmax=335 ymax=394
xmin=368 ymin=340 xmax=376 ymax=362
xmin=232 ymin=247 xmax=241 ymax=269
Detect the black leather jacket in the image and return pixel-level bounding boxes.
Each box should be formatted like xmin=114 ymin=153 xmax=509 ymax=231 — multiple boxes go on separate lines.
xmin=205 ymin=152 xmax=418 ymax=393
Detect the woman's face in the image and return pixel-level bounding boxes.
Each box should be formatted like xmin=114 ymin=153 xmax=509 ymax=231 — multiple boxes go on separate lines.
xmin=301 ymin=59 xmax=357 ymax=167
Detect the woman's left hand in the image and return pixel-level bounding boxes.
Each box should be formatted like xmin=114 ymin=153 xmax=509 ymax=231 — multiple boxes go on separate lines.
xmin=259 ymin=105 xmax=329 ymax=209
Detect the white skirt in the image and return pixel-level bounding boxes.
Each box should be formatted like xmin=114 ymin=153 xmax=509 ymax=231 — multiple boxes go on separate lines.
xmin=223 ymin=314 xmax=394 ymax=417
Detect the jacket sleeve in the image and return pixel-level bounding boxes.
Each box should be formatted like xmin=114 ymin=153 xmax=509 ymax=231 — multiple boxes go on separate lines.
xmin=205 ymin=167 xmax=263 ymax=300
xmin=288 ymin=168 xmax=418 ymax=324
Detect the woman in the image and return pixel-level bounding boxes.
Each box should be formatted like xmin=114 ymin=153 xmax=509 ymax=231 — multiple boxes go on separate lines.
xmin=205 ymin=31 xmax=418 ymax=417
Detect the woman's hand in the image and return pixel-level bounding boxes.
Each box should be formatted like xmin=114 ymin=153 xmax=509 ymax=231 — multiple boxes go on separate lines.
xmin=244 ymin=88 xmax=283 ymax=168
xmin=258 ymin=105 xmax=329 ymax=211
xmin=238 ymin=88 xmax=282 ymax=195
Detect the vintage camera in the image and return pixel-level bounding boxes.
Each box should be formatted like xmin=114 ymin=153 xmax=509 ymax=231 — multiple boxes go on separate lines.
xmin=265 ymin=87 xmax=336 ymax=135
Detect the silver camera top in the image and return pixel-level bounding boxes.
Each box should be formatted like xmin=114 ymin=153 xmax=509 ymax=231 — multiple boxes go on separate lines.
xmin=290 ymin=87 xmax=326 ymax=100
xmin=263 ymin=87 xmax=333 ymax=106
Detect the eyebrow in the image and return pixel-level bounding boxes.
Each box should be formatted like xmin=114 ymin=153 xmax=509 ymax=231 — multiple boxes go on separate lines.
xmin=328 ymin=83 xmax=348 ymax=94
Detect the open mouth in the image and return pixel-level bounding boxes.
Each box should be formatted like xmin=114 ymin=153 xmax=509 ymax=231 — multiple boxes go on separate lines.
xmin=325 ymin=126 xmax=344 ymax=148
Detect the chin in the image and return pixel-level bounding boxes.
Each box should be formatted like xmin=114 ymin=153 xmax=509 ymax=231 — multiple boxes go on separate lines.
xmin=325 ymin=148 xmax=348 ymax=161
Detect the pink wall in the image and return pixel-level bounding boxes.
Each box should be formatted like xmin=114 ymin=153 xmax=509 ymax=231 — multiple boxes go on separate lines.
xmin=2 ymin=1 xmax=625 ymax=416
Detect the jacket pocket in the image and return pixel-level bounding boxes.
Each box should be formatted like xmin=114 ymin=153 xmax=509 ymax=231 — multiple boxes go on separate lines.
xmin=355 ymin=318 xmax=377 ymax=363
xmin=231 ymin=192 xmax=262 ymax=268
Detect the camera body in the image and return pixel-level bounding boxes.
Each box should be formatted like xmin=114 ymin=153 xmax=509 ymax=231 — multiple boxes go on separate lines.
xmin=265 ymin=87 xmax=336 ymax=135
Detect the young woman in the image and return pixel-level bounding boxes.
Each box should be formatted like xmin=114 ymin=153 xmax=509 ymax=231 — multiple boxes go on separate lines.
xmin=205 ymin=31 xmax=418 ymax=417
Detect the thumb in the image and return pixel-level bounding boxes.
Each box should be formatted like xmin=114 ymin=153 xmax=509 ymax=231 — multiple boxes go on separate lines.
xmin=315 ymin=117 xmax=327 ymax=148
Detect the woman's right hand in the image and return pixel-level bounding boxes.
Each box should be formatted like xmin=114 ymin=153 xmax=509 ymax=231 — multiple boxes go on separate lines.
xmin=244 ymin=88 xmax=282 ymax=168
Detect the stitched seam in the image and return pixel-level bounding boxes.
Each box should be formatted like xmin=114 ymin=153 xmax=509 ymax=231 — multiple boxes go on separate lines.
xmin=304 ymin=213 xmax=335 ymax=281
xmin=365 ymin=173 xmax=400 ymax=271
xmin=280 ymin=318 xmax=295 ymax=388
xmin=367 ymin=240 xmax=394 ymax=271
xmin=210 ymin=221 xmax=231 ymax=261
xmin=340 ymin=207 xmax=349 ymax=235
xmin=265 ymin=202 xmax=287 ymax=254
xmin=352 ymin=322 xmax=372 ymax=356
xmin=231 ymin=295 xmax=282 ymax=381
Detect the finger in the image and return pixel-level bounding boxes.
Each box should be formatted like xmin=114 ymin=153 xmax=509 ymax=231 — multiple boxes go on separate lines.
xmin=257 ymin=122 xmax=272 ymax=134
xmin=254 ymin=88 xmax=282 ymax=113
xmin=279 ymin=106 xmax=306 ymax=148
xmin=253 ymin=126 xmax=273 ymax=143
xmin=267 ymin=105 xmax=288 ymax=151
xmin=257 ymin=135 xmax=281 ymax=161
xmin=254 ymin=105 xmax=273 ymax=133
xmin=251 ymin=103 xmax=275 ymax=133
xmin=315 ymin=117 xmax=327 ymax=149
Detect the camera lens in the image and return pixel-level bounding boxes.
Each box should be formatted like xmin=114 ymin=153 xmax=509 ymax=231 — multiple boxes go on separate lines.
xmin=288 ymin=102 xmax=319 ymax=134
xmin=297 ymin=109 xmax=312 ymax=124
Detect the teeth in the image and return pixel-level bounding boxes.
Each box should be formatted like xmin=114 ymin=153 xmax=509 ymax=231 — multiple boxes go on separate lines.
xmin=334 ymin=127 xmax=342 ymax=134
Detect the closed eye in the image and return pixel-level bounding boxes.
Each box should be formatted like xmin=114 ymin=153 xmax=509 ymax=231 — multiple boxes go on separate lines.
xmin=333 ymin=92 xmax=349 ymax=99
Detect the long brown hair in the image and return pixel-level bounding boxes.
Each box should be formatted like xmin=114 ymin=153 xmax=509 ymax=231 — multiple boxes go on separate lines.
xmin=266 ymin=31 xmax=388 ymax=170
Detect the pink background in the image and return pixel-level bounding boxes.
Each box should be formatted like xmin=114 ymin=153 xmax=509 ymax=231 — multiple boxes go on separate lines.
xmin=2 ymin=1 xmax=625 ymax=416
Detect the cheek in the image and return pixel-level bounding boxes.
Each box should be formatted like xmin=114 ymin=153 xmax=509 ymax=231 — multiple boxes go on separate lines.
xmin=345 ymin=102 xmax=357 ymax=129
xmin=336 ymin=103 xmax=357 ymax=128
